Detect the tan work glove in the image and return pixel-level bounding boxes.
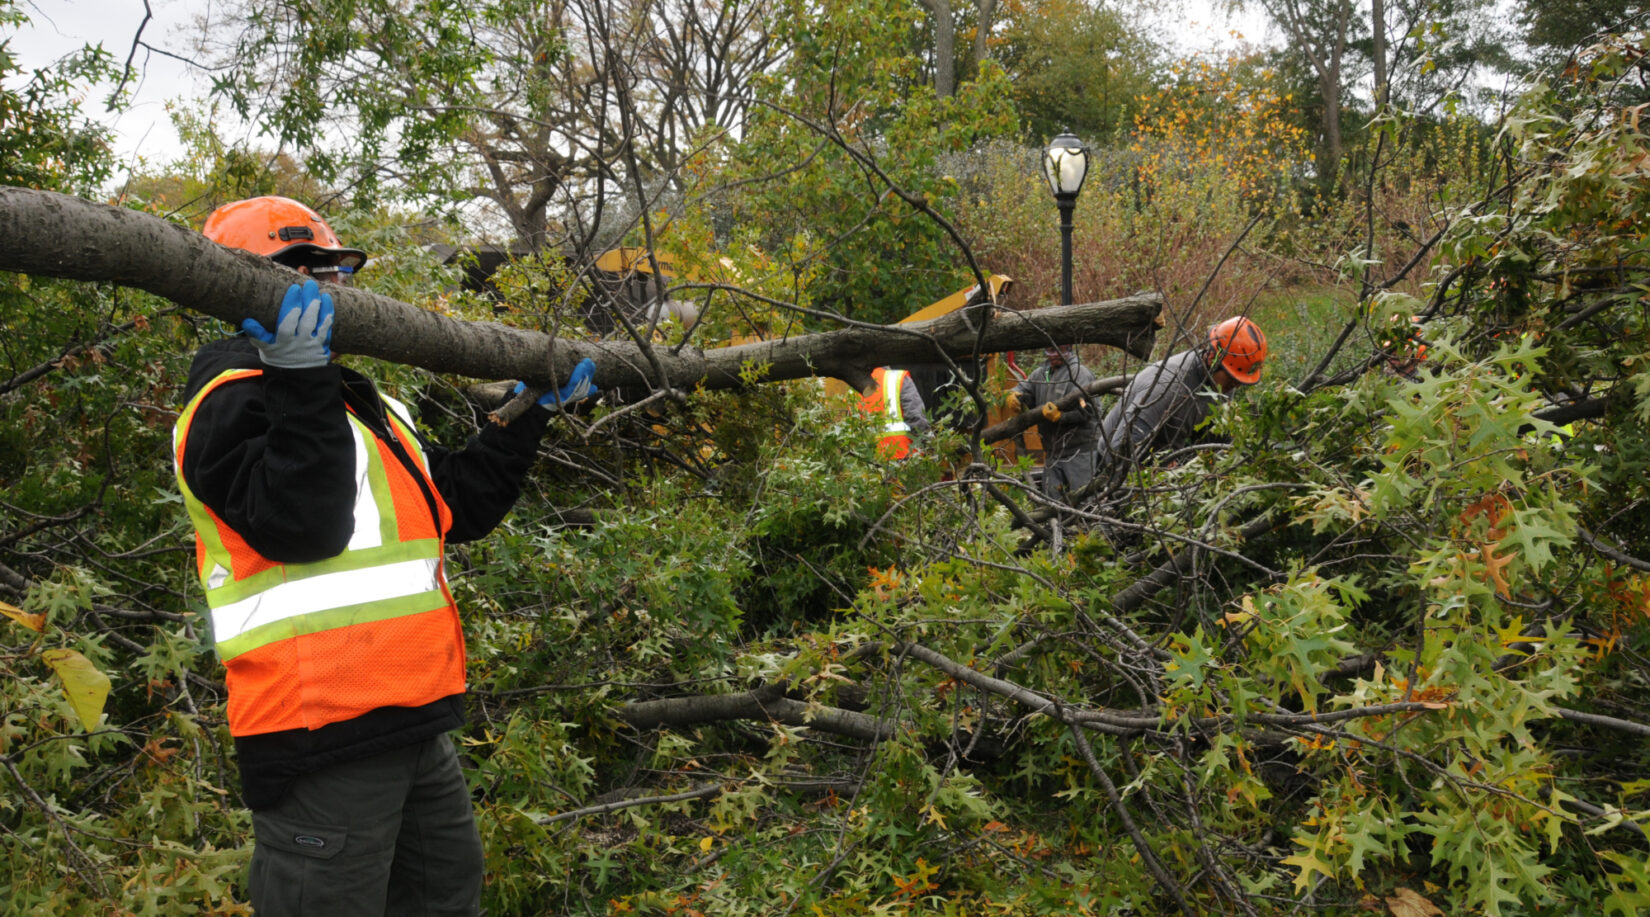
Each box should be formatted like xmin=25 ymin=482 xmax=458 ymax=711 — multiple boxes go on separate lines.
xmin=1041 ymin=402 xmax=1062 ymax=423
xmin=1006 ymin=392 xmax=1023 ymax=414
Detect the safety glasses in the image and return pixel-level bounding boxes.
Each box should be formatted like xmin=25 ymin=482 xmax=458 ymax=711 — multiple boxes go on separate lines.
xmin=307 ymin=264 xmax=355 ymax=285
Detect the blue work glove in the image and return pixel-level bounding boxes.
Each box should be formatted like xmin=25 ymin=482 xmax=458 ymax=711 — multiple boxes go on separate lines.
xmin=513 ymin=358 xmax=599 ymax=412
xmin=241 ymin=280 xmax=335 ymax=369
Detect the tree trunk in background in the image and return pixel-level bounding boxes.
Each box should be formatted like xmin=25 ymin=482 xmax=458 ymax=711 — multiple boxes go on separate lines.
xmin=971 ymin=0 xmax=998 ymax=81
xmin=1372 ymin=0 xmax=1389 ymax=109
xmin=0 ymin=188 xmax=1161 ymax=395
xmin=921 ymin=0 xmax=956 ymax=96
xmin=1321 ymin=66 xmax=1344 ymax=169
xmin=1262 ymin=0 xmax=1354 ymax=185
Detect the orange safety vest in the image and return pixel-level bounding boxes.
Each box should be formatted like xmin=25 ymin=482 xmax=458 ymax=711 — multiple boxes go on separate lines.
xmin=172 ymin=369 xmax=465 ymax=737
xmin=859 ymin=367 xmax=914 ymax=460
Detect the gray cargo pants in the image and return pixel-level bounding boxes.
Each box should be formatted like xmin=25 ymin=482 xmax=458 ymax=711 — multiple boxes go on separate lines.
xmin=248 ymin=734 xmax=483 ymax=916
xmin=1042 ymin=449 xmax=1097 ymax=500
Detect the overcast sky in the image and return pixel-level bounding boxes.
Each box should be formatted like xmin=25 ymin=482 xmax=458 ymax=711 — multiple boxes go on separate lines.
xmin=7 ymin=0 xmax=1275 ymax=173
xmin=9 ymin=0 xmax=211 ymax=170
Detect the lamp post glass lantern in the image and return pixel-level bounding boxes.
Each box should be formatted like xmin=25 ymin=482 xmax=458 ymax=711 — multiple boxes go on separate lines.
xmin=1043 ymin=132 xmax=1089 ymax=306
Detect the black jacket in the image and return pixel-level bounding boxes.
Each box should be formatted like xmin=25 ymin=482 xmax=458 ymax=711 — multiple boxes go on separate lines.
xmin=179 ymin=338 xmax=551 ymax=808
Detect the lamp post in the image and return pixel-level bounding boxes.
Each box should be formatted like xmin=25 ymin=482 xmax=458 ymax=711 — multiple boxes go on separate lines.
xmin=1042 ymin=132 xmax=1090 ymax=306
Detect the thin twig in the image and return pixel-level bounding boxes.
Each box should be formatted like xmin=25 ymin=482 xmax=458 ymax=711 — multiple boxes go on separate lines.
xmin=536 ymin=782 xmax=722 ymax=825
xmin=1066 ymin=724 xmax=1195 ymax=916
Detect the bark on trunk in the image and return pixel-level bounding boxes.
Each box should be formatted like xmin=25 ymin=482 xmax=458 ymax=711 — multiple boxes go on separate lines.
xmin=1371 ymin=0 xmax=1388 ymax=109
xmin=920 ymin=0 xmax=956 ymax=97
xmin=971 ymin=0 xmax=997 ymax=80
xmin=1322 ymin=71 xmax=1343 ymax=170
xmin=0 ymin=188 xmax=1161 ymax=391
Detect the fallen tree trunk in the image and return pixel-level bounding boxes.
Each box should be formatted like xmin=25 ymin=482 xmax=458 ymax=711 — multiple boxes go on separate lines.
xmin=0 ymin=188 xmax=1162 ymax=391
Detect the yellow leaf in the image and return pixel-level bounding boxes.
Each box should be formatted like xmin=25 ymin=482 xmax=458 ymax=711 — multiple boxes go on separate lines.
xmin=0 ymin=598 xmax=45 ymax=633
xmin=42 ymin=649 xmax=111 ymax=732
xmin=699 ymin=836 xmax=714 ymax=853
xmin=1494 ymin=615 xmax=1532 ymax=652
xmin=1386 ymin=886 xmax=1444 ymax=917
xmin=1281 ymin=848 xmax=1335 ymax=892
xmin=1222 ymin=596 xmax=1256 ymax=628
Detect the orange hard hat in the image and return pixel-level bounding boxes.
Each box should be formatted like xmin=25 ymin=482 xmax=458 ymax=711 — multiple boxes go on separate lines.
xmin=1208 ymin=316 xmax=1267 ymax=384
xmin=202 ymin=196 xmax=367 ymax=269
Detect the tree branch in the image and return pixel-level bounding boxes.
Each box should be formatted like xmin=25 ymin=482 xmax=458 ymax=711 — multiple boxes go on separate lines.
xmin=0 ymin=188 xmax=1161 ymax=392
xmin=1555 ymin=706 xmax=1650 ymax=738
xmin=618 ymin=683 xmax=898 ymax=742
xmin=536 ymin=782 xmax=722 ymax=825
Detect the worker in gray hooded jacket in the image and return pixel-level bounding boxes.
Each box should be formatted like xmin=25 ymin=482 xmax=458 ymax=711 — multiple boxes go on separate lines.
xmin=1098 ymin=317 xmax=1267 ymax=467
xmin=1009 ymin=345 xmax=1099 ymax=500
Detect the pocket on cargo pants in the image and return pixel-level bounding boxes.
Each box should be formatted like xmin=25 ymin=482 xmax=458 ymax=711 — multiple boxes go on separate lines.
xmin=249 ymin=811 xmax=367 ymax=916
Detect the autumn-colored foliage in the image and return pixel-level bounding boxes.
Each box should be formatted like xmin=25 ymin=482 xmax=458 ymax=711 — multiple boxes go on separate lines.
xmin=8 ymin=3 xmax=1650 ymax=915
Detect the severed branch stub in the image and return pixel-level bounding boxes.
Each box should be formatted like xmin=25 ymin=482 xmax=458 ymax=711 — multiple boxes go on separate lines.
xmin=490 ymin=384 xmax=551 ymax=427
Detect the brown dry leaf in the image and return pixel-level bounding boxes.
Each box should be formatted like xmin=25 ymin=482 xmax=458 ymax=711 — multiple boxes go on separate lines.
xmin=1481 ymin=544 xmax=1514 ymax=597
xmin=1386 ymin=886 xmax=1444 ymax=917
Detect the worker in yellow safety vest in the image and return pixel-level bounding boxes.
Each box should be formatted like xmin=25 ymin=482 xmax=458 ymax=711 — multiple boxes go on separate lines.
xmin=858 ymin=366 xmax=931 ymax=459
xmin=173 ymin=196 xmax=597 ymax=917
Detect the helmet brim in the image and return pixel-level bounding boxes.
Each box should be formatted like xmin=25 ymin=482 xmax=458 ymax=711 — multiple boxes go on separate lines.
xmin=1221 ymin=358 xmax=1262 ymax=384
xmin=272 ymin=242 xmax=368 ymax=270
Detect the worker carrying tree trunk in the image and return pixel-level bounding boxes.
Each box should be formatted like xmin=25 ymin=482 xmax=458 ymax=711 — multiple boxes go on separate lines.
xmin=859 ymin=366 xmax=931 ymax=459
xmin=172 ymin=196 xmax=597 ymax=917
xmin=1098 ymin=316 xmax=1268 ymax=469
xmin=1008 ymin=345 xmax=1099 ymax=501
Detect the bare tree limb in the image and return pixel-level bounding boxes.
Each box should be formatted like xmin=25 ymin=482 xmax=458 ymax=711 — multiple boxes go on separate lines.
xmin=618 ymin=683 xmax=897 ymax=742
xmin=1556 ymin=706 xmax=1650 ymax=738
xmin=1576 ymin=526 xmax=1650 ymax=573
xmin=979 ymin=374 xmax=1130 ymax=445
xmin=536 ymin=782 xmax=722 ymax=825
xmin=1066 ymin=724 xmax=1196 ymax=915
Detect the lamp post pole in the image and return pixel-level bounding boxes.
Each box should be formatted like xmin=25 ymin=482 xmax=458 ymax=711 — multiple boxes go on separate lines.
xmin=1042 ymin=132 xmax=1090 ymax=308
xmin=1057 ymin=195 xmax=1075 ymax=306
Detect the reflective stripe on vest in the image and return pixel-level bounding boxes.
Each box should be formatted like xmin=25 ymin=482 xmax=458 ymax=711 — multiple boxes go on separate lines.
xmin=172 ymin=368 xmax=464 ymax=736
xmin=881 ymin=368 xmax=912 ymax=434
xmin=858 ymin=368 xmax=914 ymax=459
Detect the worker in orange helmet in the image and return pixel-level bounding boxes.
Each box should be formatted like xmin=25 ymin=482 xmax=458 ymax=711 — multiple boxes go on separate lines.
xmin=175 ymin=196 xmax=596 ymax=916
xmin=858 ymin=366 xmax=932 ymax=459
xmin=1097 ymin=316 xmax=1267 ymax=468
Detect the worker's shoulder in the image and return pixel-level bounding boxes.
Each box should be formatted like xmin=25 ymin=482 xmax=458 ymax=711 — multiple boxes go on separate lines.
xmin=1120 ymin=349 xmax=1200 ymax=396
xmin=1154 ymin=348 xmax=1208 ymax=382
xmin=182 ymin=338 xmax=262 ymax=404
